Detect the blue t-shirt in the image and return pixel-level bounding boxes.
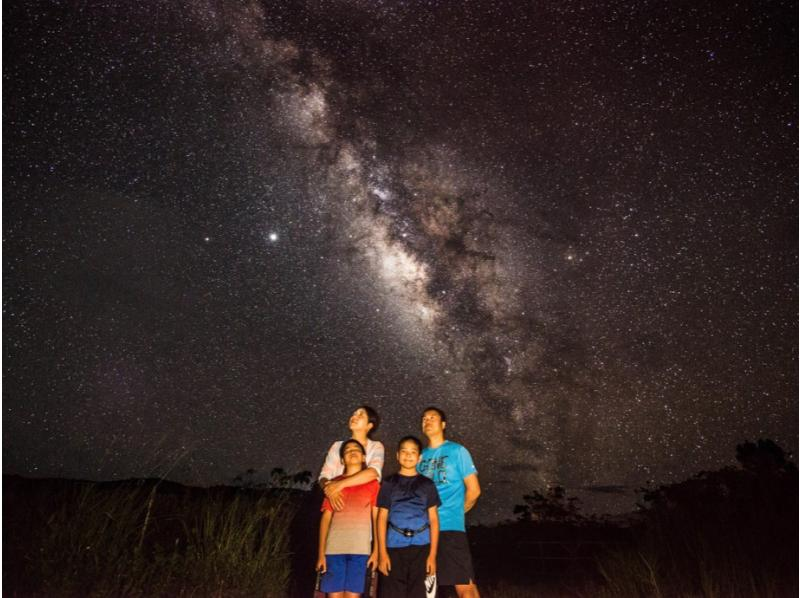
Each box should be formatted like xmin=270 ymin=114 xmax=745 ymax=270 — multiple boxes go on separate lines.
xmin=377 ymin=473 xmax=440 ymax=548
xmin=418 ymin=441 xmax=477 ymax=532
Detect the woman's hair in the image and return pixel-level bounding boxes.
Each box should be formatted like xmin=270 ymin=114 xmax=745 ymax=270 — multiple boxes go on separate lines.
xmin=339 ymin=438 xmax=366 ymax=461
xmin=356 ymin=405 xmax=381 ymax=438
xmin=397 ymin=435 xmax=423 ymax=453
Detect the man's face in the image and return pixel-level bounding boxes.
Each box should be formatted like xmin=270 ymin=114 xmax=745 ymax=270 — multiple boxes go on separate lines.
xmin=421 ymin=410 xmax=445 ymax=437
xmin=397 ymin=441 xmax=421 ymax=469
xmin=348 ymin=408 xmax=373 ymax=435
xmin=342 ymin=442 xmax=366 ymax=466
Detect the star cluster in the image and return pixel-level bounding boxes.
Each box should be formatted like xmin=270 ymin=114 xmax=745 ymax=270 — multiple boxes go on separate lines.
xmin=3 ymin=0 xmax=796 ymax=519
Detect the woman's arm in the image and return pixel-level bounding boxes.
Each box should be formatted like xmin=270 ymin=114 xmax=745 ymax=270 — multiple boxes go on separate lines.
xmin=318 ymin=442 xmax=341 ymax=489
xmin=325 ymin=466 xmax=378 ymax=495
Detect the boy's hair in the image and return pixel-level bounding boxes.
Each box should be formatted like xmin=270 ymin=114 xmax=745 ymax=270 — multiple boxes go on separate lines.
xmin=339 ymin=438 xmax=366 ymax=461
xmin=357 ymin=405 xmax=381 ymax=438
xmin=422 ymin=406 xmax=447 ymax=423
xmin=397 ymin=435 xmax=423 ymax=453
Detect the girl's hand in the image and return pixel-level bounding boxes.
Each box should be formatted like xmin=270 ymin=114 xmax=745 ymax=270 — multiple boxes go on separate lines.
xmin=367 ymin=549 xmax=378 ymax=572
xmin=426 ymin=554 xmax=436 ymax=576
xmin=316 ymin=555 xmax=327 ymax=574
xmin=378 ymin=553 xmax=391 ymax=576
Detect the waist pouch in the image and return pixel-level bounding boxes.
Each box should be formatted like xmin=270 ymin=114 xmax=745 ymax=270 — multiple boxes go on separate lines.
xmin=389 ymin=521 xmax=430 ymax=537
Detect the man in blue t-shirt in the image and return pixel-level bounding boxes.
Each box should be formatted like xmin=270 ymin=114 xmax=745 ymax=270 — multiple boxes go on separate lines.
xmin=418 ymin=407 xmax=481 ymax=598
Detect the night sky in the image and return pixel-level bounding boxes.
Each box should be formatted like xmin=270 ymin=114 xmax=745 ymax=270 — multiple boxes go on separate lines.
xmin=4 ymin=0 xmax=797 ymax=521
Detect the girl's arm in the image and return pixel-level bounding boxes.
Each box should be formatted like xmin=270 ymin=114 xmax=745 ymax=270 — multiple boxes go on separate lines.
xmin=426 ymin=506 xmax=439 ymax=576
xmin=367 ymin=506 xmax=379 ymax=571
xmin=377 ymin=507 xmax=391 ymax=576
xmin=317 ymin=510 xmax=333 ymax=573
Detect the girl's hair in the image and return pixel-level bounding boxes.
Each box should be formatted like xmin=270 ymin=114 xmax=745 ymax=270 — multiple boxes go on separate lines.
xmin=397 ymin=435 xmax=423 ymax=452
xmin=356 ymin=405 xmax=381 ymax=438
xmin=339 ymin=438 xmax=366 ymax=461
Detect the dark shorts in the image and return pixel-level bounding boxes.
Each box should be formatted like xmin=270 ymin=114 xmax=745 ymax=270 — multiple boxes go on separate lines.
xmin=379 ymin=544 xmax=428 ymax=598
xmin=437 ymin=531 xmax=476 ymax=587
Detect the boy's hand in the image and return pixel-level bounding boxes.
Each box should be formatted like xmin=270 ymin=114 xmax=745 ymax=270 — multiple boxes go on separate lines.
xmin=378 ymin=552 xmax=391 ymax=576
xmin=426 ymin=554 xmax=436 ymax=576
xmin=316 ymin=555 xmax=327 ymax=574
xmin=323 ymin=480 xmax=345 ymax=511
xmin=367 ymin=549 xmax=378 ymax=572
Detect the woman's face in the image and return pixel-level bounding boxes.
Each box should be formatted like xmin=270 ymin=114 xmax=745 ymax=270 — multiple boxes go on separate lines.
xmin=348 ymin=408 xmax=372 ymax=434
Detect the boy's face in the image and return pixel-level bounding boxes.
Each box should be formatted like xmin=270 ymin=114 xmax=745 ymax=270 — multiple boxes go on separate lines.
xmin=397 ymin=441 xmax=421 ymax=469
xmin=421 ymin=410 xmax=445 ymax=437
xmin=348 ymin=408 xmax=373 ymax=435
xmin=342 ymin=442 xmax=366 ymax=466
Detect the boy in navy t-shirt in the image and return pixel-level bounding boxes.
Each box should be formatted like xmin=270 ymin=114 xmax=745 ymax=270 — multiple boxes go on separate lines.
xmin=377 ymin=436 xmax=441 ymax=598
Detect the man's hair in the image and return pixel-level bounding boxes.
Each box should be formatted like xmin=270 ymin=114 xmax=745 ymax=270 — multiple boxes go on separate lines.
xmin=397 ymin=435 xmax=423 ymax=453
xmin=357 ymin=405 xmax=380 ymax=438
xmin=339 ymin=438 xmax=366 ymax=460
xmin=422 ymin=406 xmax=447 ymax=423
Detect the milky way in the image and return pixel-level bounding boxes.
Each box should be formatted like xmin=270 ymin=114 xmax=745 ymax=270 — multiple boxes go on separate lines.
xmin=4 ymin=0 xmax=796 ymax=520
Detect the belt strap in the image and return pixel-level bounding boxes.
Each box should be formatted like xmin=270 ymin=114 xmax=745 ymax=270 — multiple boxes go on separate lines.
xmin=389 ymin=521 xmax=430 ymax=537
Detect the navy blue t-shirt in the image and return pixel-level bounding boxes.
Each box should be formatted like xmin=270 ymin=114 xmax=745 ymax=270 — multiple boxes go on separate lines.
xmin=377 ymin=473 xmax=441 ymax=548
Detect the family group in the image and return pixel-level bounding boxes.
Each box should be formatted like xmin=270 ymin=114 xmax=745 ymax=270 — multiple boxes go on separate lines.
xmin=316 ymin=406 xmax=481 ymax=598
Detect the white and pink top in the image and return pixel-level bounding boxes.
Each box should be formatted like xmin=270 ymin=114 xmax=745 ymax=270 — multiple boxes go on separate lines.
xmin=318 ymin=438 xmax=385 ymax=482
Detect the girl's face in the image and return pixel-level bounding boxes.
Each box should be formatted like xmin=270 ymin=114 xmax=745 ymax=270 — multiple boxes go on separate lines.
xmin=348 ymin=408 xmax=373 ymax=434
xmin=341 ymin=442 xmax=366 ymax=466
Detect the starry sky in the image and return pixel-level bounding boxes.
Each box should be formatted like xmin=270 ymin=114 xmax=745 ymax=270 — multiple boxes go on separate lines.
xmin=3 ymin=0 xmax=797 ymax=520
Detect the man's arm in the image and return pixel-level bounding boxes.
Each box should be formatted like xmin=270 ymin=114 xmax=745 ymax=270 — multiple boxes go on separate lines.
xmin=463 ymin=473 xmax=481 ymax=512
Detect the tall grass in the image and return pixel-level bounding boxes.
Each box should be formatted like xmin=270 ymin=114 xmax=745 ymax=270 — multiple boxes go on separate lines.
xmin=181 ymin=494 xmax=292 ymax=596
xmin=26 ymin=482 xmax=294 ymax=597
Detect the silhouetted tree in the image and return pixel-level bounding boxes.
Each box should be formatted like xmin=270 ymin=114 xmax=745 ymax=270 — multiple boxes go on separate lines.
xmin=269 ymin=467 xmax=312 ymax=489
xmin=736 ymin=438 xmax=796 ymax=475
xmin=232 ymin=468 xmax=258 ymax=489
xmin=232 ymin=467 xmax=313 ymax=490
xmin=513 ymin=485 xmax=583 ymax=522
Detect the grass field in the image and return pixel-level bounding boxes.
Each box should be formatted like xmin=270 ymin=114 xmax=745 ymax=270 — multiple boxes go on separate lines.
xmin=4 ymin=454 xmax=797 ymax=597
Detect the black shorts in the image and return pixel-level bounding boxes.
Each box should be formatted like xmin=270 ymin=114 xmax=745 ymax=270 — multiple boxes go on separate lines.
xmin=379 ymin=544 xmax=428 ymax=598
xmin=437 ymin=531 xmax=476 ymax=586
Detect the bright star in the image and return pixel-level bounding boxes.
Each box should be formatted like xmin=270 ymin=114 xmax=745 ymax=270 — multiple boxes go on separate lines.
xmin=268 ymin=232 xmax=278 ymax=242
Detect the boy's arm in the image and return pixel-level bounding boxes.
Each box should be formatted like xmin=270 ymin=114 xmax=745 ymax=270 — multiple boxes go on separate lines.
xmin=463 ymin=473 xmax=481 ymax=512
xmin=426 ymin=505 xmax=439 ymax=575
xmin=377 ymin=507 xmax=391 ymax=575
xmin=317 ymin=510 xmax=333 ymax=572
